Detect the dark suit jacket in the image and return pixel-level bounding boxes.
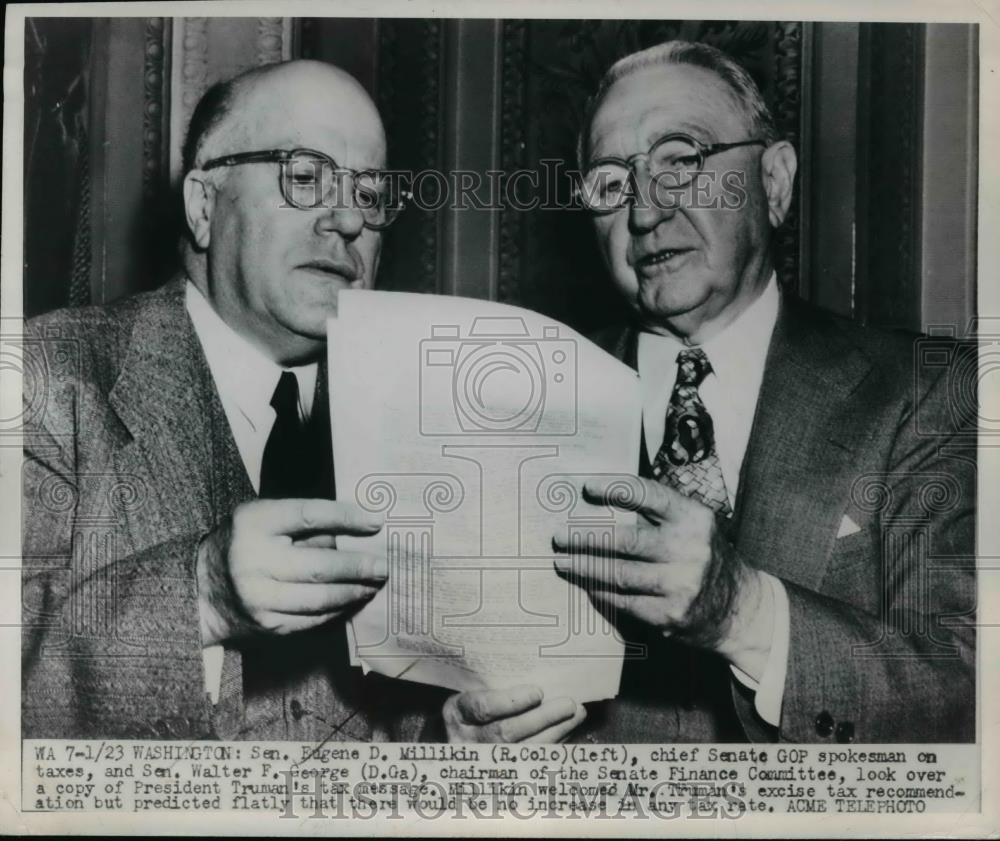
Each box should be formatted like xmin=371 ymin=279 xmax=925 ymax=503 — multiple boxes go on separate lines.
xmin=21 ymin=279 xmax=429 ymax=740
xmin=573 ymin=294 xmax=976 ymax=743
xmin=22 ymin=282 xmax=974 ymax=744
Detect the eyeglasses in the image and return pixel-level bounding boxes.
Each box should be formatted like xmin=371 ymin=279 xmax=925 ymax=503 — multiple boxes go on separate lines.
xmin=578 ymin=132 xmax=767 ymax=214
xmin=200 ymin=147 xmax=409 ymax=230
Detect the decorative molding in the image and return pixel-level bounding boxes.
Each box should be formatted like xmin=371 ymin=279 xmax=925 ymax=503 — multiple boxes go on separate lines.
xmin=24 ymin=18 xmax=95 ymax=313
xmin=141 ymin=18 xmax=168 ymax=200
xmin=497 ymin=20 xmax=527 ymax=305
xmin=376 ymin=20 xmax=443 ymax=295
xmin=417 ymin=21 xmax=443 ymax=293
xmin=891 ymin=25 xmax=919 ymax=306
xmin=256 ymin=17 xmax=285 ymax=65
xmin=862 ymin=23 xmax=923 ymax=328
xmin=68 ymin=131 xmax=92 ymax=307
xmin=178 ymin=18 xmax=209 ymax=133
xmin=376 ymin=20 xmax=397 ymax=135
xmin=772 ymin=21 xmax=803 ymax=292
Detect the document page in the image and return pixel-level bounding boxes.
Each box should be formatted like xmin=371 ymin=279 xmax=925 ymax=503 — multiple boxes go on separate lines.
xmin=329 ymin=291 xmax=641 ymax=702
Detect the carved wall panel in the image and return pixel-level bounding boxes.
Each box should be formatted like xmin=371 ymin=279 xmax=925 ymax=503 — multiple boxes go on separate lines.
xmin=23 ymin=18 xmax=95 ymax=315
xmin=374 ymin=20 xmax=445 ymax=297
xmin=855 ymin=23 xmax=924 ymax=330
xmin=17 ymin=18 xmax=812 ymax=322
xmin=23 ymin=17 xmax=974 ymax=338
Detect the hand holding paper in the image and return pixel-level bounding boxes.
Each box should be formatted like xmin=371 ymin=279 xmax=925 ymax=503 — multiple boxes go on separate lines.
xmin=328 ymin=291 xmax=642 ymax=702
xmin=441 ymin=685 xmax=587 ymax=743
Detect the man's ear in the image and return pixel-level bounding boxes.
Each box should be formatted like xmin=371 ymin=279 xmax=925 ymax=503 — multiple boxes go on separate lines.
xmin=760 ymin=141 xmax=798 ymax=228
xmin=182 ymin=171 xmax=216 ymax=250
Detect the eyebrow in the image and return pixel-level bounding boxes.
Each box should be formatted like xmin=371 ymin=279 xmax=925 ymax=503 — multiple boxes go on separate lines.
xmin=590 ymin=117 xmax=719 ymax=162
xmin=647 ymin=121 xmax=716 ymax=145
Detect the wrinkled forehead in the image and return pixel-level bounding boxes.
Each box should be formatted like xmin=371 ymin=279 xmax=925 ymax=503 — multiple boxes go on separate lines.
xmin=231 ymin=76 xmax=387 ymax=169
xmin=587 ymin=63 xmax=750 ymax=162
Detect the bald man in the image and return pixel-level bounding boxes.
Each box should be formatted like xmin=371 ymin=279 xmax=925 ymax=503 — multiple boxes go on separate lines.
xmin=24 ymin=60 xmax=597 ymax=744
xmin=22 ymin=61 xmax=424 ymax=740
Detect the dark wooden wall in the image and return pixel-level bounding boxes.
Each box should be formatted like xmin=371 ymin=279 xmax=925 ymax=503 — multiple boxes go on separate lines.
xmin=23 ymin=17 xmax=978 ymax=336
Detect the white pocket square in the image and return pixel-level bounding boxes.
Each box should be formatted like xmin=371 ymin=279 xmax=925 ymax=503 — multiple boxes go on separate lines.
xmin=837 ymin=514 xmax=862 ymax=538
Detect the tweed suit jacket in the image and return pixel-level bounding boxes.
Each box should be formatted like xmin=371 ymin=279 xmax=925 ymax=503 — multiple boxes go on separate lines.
xmin=21 ymin=279 xmax=430 ymax=740
xmin=572 ymin=293 xmax=976 ymax=744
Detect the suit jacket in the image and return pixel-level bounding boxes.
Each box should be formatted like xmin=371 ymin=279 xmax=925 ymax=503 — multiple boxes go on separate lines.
xmin=23 ymin=282 xmax=975 ymax=744
xmin=21 ymin=279 xmax=430 ymax=740
xmin=573 ymin=293 xmax=976 ymax=743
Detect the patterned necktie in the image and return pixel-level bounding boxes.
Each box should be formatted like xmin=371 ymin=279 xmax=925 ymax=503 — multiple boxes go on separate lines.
xmin=651 ymin=348 xmax=732 ymax=516
xmin=259 ymin=371 xmax=334 ymax=499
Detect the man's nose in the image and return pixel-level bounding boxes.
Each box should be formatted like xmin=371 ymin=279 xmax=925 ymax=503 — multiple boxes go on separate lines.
xmin=628 ymin=166 xmax=678 ymax=233
xmin=313 ymin=193 xmax=366 ymax=240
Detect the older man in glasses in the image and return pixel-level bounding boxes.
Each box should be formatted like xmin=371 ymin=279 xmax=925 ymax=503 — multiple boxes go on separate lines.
xmin=22 ymin=60 xmax=426 ymax=740
xmin=571 ymin=41 xmax=975 ymax=743
xmin=445 ymin=41 xmax=975 ymax=744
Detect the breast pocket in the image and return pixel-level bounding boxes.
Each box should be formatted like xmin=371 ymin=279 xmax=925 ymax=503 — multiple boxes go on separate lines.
xmin=823 ymin=525 xmax=881 ymax=611
xmin=830 ymin=526 xmax=874 ymax=562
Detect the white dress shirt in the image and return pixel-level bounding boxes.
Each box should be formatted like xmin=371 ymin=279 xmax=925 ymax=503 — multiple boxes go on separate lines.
xmin=185 ymin=281 xmax=319 ymax=703
xmin=637 ymin=274 xmax=790 ymax=727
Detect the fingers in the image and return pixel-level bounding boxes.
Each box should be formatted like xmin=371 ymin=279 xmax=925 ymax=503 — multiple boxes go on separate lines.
xmin=252 ymin=581 xmax=381 ymax=615
xmin=456 ymin=685 xmax=543 ymax=725
xmin=552 ymin=524 xmax=659 ymax=562
xmin=295 ymin=533 xmax=338 ymax=549
xmin=584 ymin=590 xmax=668 ymax=629
xmin=526 ymin=703 xmax=588 ymax=743
xmin=444 ymin=687 xmax=587 ymax=743
xmin=496 ymin=697 xmax=580 ymax=742
xmin=553 ymin=553 xmax=663 ymax=595
xmin=237 ymin=548 xmax=387 ymax=614
xmin=237 ymin=498 xmax=384 ymax=538
xmin=255 ymin=610 xmax=347 ymax=636
xmin=582 ymin=476 xmax=680 ymax=523
xmin=268 ymin=547 xmax=388 ymax=584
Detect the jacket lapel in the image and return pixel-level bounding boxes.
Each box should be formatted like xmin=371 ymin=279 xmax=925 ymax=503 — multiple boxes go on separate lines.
xmin=730 ymin=296 xmax=875 ymax=589
xmin=598 ymin=297 xmax=877 ymax=591
xmin=108 ymin=280 xmax=254 ymax=549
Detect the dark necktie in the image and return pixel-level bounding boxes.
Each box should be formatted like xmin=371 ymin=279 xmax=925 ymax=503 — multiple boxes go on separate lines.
xmin=219 ymin=371 xmax=339 ymax=734
xmin=259 ymin=371 xmax=334 ymax=499
xmin=651 ymin=348 xmax=732 ymax=516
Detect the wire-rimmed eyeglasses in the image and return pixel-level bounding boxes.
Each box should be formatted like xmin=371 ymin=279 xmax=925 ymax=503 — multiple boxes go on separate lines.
xmin=579 ymin=132 xmax=767 ymax=214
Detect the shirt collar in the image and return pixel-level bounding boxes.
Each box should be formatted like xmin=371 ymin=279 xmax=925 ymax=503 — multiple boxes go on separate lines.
xmin=184 ymin=280 xmax=318 ymax=424
xmin=698 ymin=271 xmax=780 ymax=390
xmin=638 ymin=272 xmax=780 ymax=382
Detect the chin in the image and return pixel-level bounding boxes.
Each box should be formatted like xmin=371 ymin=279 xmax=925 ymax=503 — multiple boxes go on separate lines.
xmin=275 ymin=304 xmax=333 ymax=342
xmin=291 ymin=285 xmax=340 ymax=315
xmin=637 ymin=281 xmax=706 ymax=321
xmin=299 ymin=314 xmax=333 ymax=340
